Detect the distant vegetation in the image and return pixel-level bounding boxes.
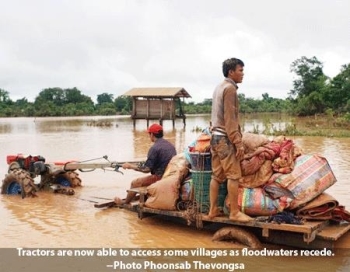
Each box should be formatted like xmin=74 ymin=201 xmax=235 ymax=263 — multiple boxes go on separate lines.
xmin=1 ymin=56 xmax=349 ymax=123
xmin=0 ymin=87 xmax=133 ymax=117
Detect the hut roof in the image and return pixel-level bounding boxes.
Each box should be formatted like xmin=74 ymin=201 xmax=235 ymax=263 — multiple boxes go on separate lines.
xmin=123 ymin=87 xmax=191 ymax=98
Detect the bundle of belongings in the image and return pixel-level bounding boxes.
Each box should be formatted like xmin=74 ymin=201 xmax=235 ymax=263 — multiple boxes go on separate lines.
xmin=145 ymin=153 xmax=190 ymax=210
xmin=143 ymin=129 xmax=350 ymax=224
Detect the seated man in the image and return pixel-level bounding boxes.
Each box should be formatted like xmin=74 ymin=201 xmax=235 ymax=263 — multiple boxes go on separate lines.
xmin=114 ymin=124 xmax=176 ymax=205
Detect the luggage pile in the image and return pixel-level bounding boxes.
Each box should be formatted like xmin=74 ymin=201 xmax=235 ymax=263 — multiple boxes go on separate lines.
xmin=181 ymin=130 xmax=350 ymax=223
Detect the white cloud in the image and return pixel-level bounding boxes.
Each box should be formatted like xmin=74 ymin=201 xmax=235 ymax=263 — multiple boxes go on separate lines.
xmin=0 ymin=0 xmax=349 ymax=103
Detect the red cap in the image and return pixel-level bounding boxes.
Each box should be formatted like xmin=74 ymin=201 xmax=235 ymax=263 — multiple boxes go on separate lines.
xmin=147 ymin=124 xmax=163 ymax=133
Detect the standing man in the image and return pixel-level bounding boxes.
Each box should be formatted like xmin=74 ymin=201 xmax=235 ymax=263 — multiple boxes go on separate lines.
xmin=114 ymin=123 xmax=176 ymax=206
xmin=208 ymin=58 xmax=252 ymax=222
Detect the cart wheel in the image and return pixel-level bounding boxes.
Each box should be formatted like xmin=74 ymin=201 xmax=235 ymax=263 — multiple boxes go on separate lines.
xmin=55 ymin=171 xmax=82 ymax=187
xmin=1 ymin=169 xmax=38 ymax=198
xmin=212 ymin=226 xmax=262 ymax=248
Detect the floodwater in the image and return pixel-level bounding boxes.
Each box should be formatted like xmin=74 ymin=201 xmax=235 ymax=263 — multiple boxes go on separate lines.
xmin=0 ymin=115 xmax=349 ymax=272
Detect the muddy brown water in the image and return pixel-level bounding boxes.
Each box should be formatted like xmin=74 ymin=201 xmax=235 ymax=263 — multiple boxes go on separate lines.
xmin=0 ymin=115 xmax=349 ymax=271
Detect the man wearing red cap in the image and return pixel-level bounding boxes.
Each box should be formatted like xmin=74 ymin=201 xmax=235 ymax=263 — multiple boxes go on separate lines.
xmin=114 ymin=123 xmax=176 ymax=206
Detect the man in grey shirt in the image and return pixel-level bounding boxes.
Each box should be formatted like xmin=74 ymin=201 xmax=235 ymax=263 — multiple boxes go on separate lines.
xmin=209 ymin=58 xmax=252 ymax=222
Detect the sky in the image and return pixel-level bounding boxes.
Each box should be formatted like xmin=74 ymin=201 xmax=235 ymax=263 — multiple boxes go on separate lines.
xmin=1 ymin=0 xmax=349 ymax=103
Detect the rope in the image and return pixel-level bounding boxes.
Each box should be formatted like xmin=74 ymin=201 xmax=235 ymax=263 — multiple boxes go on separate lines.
xmin=195 ymin=153 xmax=207 ymax=229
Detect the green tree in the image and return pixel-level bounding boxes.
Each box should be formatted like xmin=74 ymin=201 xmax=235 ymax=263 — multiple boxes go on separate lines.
xmin=96 ymin=103 xmax=117 ymax=115
xmin=64 ymin=87 xmax=93 ymax=104
xmin=74 ymin=101 xmax=95 ymax=115
xmin=35 ymin=88 xmax=65 ymax=106
xmin=15 ymin=97 xmax=29 ymax=106
xmin=289 ymin=56 xmax=328 ymax=115
xmin=114 ymin=96 xmax=132 ymax=114
xmin=97 ymin=93 xmax=114 ymax=105
xmin=324 ymin=64 xmax=350 ymax=113
xmin=290 ymin=56 xmax=327 ymax=98
xmin=0 ymin=88 xmax=10 ymax=103
xmin=199 ymin=98 xmax=212 ymax=106
xmin=262 ymin=93 xmax=272 ymax=102
xmin=34 ymin=87 xmax=94 ymax=116
xmin=35 ymin=100 xmax=58 ymax=116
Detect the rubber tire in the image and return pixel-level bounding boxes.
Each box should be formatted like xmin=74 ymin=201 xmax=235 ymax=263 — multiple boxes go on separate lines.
xmin=54 ymin=171 xmax=82 ymax=187
xmin=8 ymin=162 xmax=21 ymax=173
xmin=1 ymin=169 xmax=37 ymax=198
xmin=212 ymin=226 xmax=262 ymax=248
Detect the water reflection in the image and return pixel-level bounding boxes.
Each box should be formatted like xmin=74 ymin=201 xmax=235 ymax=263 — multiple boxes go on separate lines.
xmin=132 ymin=130 xmax=153 ymax=159
xmin=0 ymin=123 xmax=12 ymax=134
xmin=35 ymin=119 xmax=86 ymax=133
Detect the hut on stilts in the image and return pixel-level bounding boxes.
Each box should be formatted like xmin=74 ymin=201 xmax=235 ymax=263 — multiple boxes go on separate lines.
xmin=123 ymin=87 xmax=192 ymax=128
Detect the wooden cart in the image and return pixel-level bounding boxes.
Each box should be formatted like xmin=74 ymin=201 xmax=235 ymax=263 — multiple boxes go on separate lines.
xmin=96 ymin=187 xmax=350 ymax=249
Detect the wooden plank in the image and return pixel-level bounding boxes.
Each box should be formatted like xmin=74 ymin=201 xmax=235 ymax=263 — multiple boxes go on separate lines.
xmin=127 ymin=186 xmax=148 ymax=194
xmin=94 ymin=201 xmax=116 ymax=209
xmin=95 ymin=188 xmax=147 ymax=209
xmin=142 ymin=207 xmax=186 ymax=217
xmin=201 ymin=215 xmax=328 ymax=235
xmin=138 ymin=203 xmax=332 ymax=238
xmin=94 ymin=199 xmax=139 ymax=210
xmin=149 ymin=100 xmax=161 ymax=118
xmin=139 ymin=206 xmax=327 ymax=240
xmin=94 ymin=198 xmax=350 ymax=247
xmin=317 ymin=223 xmax=350 ymax=241
xmin=259 ymin=230 xmax=338 ymax=249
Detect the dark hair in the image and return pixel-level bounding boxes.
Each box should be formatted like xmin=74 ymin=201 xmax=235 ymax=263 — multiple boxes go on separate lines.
xmin=222 ymin=58 xmax=244 ymax=77
xmin=152 ymin=131 xmax=163 ymax=138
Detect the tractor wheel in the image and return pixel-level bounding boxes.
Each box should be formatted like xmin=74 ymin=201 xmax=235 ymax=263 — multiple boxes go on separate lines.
xmin=1 ymin=169 xmax=38 ymax=198
xmin=8 ymin=161 xmax=21 ymax=173
xmin=54 ymin=171 xmax=82 ymax=187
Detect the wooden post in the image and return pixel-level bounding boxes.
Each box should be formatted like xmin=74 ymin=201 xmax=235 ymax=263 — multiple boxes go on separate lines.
xmin=147 ymin=98 xmax=150 ymax=118
xmin=132 ymin=98 xmax=136 ymax=116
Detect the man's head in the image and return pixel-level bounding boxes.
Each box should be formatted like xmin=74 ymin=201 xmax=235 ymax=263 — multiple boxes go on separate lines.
xmin=147 ymin=123 xmax=163 ymax=138
xmin=222 ymin=58 xmax=244 ymax=83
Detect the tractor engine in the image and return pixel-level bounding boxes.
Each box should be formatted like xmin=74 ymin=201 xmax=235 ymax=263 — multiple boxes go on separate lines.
xmin=7 ymin=154 xmax=46 ymax=174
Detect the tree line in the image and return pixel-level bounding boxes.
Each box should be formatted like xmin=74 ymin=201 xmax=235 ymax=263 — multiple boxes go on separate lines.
xmin=0 ymin=56 xmax=349 ymax=119
xmin=0 ymin=87 xmax=133 ymax=117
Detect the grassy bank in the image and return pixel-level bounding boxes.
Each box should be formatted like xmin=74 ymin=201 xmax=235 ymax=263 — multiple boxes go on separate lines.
xmin=252 ymin=115 xmax=350 ymax=137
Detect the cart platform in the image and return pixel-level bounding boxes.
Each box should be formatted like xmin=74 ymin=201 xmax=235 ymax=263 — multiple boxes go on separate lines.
xmin=95 ymin=186 xmax=350 ymax=249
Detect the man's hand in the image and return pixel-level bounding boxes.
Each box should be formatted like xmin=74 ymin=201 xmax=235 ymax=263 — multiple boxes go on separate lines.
xmin=122 ymin=162 xmax=134 ymax=170
xmin=122 ymin=162 xmax=150 ymax=173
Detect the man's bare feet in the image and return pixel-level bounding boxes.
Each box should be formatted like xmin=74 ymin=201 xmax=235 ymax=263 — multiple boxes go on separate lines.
xmin=208 ymin=207 xmax=224 ymax=219
xmin=229 ymin=211 xmax=253 ymax=222
xmin=114 ymin=197 xmax=125 ymax=206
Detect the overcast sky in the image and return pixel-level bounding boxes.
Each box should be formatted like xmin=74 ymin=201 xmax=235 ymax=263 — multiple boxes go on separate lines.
xmin=1 ymin=0 xmax=349 ymax=103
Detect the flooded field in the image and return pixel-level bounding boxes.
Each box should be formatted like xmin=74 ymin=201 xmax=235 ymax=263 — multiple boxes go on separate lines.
xmin=0 ymin=115 xmax=349 ymax=271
